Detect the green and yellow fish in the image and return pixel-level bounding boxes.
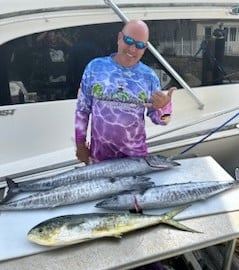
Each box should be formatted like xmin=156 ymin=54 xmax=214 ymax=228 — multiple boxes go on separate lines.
xmin=27 ymin=206 xmax=197 ymax=247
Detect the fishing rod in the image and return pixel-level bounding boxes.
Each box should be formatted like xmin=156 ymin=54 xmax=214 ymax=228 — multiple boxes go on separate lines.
xmin=147 ymin=106 xmax=239 ymax=141
xmin=170 ymin=111 xmax=239 ymax=159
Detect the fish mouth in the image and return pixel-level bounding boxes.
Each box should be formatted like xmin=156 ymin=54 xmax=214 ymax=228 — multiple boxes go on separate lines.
xmin=95 ymin=200 xmax=108 ymax=208
xmin=169 ymin=159 xmax=181 ymax=167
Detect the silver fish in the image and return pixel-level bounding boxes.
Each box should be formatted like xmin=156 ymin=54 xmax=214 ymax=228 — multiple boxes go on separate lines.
xmin=27 ymin=206 xmax=197 ymax=247
xmin=0 ymin=176 xmax=153 ymax=211
xmin=95 ymin=179 xmax=239 ymax=210
xmin=4 ymin=155 xmax=179 ymax=200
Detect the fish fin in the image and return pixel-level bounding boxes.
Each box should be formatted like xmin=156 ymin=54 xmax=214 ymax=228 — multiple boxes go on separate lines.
xmin=235 ymin=168 xmax=239 ymax=181
xmin=163 ymin=205 xmax=190 ymax=219
xmin=129 ymin=208 xmax=143 ymax=214
xmin=161 ymin=205 xmax=200 ymax=233
xmin=114 ymin=185 xmax=150 ymax=196
xmin=112 ymin=233 xmax=122 ymax=238
xmin=109 ymin=177 xmax=118 ymax=183
xmin=6 ymin=177 xmax=17 ymax=188
xmin=134 ymin=176 xmax=151 ymax=182
xmin=163 ymin=218 xmax=200 ymax=233
xmin=134 ymin=182 xmax=155 ymax=192
xmin=108 ymin=176 xmax=151 ymax=183
xmin=0 ymin=177 xmax=18 ymax=203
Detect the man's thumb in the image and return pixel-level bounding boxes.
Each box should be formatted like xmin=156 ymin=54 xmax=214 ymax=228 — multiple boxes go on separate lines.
xmin=167 ymin=87 xmax=176 ymax=98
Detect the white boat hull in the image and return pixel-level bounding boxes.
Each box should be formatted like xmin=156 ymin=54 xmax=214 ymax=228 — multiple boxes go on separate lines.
xmin=0 ymin=0 xmax=239 ymax=181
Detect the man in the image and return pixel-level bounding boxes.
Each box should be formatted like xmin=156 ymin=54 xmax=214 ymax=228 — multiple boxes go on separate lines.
xmin=75 ymin=20 xmax=175 ymax=164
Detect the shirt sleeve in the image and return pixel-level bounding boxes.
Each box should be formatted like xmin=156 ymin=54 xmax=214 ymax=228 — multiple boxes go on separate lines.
xmin=75 ymin=64 xmax=93 ymax=144
xmin=147 ymin=100 xmax=173 ymax=125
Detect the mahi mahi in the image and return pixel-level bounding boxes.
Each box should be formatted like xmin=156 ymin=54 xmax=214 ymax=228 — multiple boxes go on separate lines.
xmin=27 ymin=206 xmax=197 ymax=247
xmin=0 ymin=176 xmax=153 ymax=211
xmin=4 ymin=154 xmax=179 ymax=200
xmin=95 ymin=178 xmax=239 ymax=210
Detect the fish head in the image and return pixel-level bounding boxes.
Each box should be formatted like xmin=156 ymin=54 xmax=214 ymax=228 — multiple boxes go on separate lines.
xmin=95 ymin=191 xmax=137 ymax=210
xmin=27 ymin=217 xmax=63 ymax=246
xmin=145 ymin=155 xmax=180 ymax=169
xmin=95 ymin=196 xmax=119 ymax=209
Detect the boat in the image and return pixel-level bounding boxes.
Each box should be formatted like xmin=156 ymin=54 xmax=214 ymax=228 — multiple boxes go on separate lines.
xmin=0 ymin=0 xmax=239 ymax=184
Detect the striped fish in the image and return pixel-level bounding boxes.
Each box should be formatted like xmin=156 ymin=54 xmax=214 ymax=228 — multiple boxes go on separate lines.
xmin=96 ymin=178 xmax=239 ymax=210
xmin=0 ymin=176 xmax=153 ymax=210
xmin=3 ymin=154 xmax=179 ymax=201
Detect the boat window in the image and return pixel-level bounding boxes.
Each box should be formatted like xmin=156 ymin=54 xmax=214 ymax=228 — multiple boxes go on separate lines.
xmin=1 ymin=19 xmax=239 ymax=106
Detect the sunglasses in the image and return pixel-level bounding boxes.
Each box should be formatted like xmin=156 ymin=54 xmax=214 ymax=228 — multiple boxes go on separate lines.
xmin=121 ymin=32 xmax=147 ymax=50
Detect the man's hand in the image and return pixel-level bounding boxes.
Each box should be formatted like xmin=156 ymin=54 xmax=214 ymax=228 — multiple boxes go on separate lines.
xmin=76 ymin=143 xmax=90 ymax=165
xmin=144 ymin=87 xmax=176 ymax=109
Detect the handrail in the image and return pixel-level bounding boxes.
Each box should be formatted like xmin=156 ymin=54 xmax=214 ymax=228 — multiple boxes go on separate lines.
xmin=147 ymin=106 xmax=239 ymax=141
xmin=104 ymin=0 xmax=205 ymax=110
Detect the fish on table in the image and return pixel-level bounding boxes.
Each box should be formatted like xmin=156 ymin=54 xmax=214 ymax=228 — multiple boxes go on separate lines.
xmin=0 ymin=176 xmax=154 ymax=211
xmin=27 ymin=206 xmax=197 ymax=247
xmin=95 ymin=178 xmax=239 ymax=210
xmin=3 ymin=154 xmax=179 ymax=201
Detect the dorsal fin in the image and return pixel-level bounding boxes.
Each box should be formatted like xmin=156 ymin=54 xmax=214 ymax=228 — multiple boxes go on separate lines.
xmin=6 ymin=177 xmax=18 ymax=189
xmin=0 ymin=177 xmax=19 ymax=203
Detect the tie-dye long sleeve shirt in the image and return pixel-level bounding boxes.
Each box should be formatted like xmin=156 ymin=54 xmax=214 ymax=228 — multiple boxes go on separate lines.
xmin=75 ymin=55 xmax=172 ymax=162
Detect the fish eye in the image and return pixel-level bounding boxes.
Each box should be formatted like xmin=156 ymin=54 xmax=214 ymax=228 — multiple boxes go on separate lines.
xmin=38 ymin=228 xmax=43 ymax=233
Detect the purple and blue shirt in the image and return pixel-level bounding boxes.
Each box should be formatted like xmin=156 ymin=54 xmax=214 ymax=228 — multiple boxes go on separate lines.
xmin=75 ymin=55 xmax=172 ymax=162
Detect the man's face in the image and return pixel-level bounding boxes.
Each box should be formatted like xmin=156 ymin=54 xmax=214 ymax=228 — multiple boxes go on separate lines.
xmin=117 ymin=29 xmax=148 ymax=67
xmin=47 ymin=32 xmax=58 ymax=47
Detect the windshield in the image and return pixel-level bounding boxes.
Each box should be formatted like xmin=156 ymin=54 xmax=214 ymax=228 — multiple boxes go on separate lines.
xmin=0 ymin=19 xmax=238 ymax=106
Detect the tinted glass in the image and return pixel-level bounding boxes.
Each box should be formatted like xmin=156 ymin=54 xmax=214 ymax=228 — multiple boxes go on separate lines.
xmin=0 ymin=20 xmax=238 ymax=106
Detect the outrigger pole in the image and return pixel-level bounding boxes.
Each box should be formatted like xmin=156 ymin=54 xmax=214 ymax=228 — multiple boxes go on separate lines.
xmin=171 ymin=111 xmax=239 ymax=159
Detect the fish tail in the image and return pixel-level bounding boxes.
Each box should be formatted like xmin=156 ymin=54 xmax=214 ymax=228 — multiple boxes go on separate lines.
xmin=161 ymin=205 xmax=200 ymax=233
xmin=0 ymin=177 xmax=19 ymax=203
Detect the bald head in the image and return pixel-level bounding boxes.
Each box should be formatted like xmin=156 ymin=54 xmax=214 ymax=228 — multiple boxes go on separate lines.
xmin=115 ymin=20 xmax=149 ymax=67
xmin=122 ymin=20 xmax=149 ymax=41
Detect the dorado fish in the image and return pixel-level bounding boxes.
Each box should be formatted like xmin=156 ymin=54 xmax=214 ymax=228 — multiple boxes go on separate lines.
xmin=0 ymin=176 xmax=153 ymax=211
xmin=96 ymin=179 xmax=239 ymax=210
xmin=27 ymin=206 xmax=196 ymax=247
xmin=3 ymin=154 xmax=179 ymax=200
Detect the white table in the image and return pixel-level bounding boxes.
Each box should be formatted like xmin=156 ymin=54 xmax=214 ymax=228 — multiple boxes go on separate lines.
xmin=0 ymin=156 xmax=239 ymax=270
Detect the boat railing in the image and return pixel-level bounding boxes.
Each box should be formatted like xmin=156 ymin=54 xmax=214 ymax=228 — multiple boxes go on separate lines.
xmin=159 ymin=39 xmax=239 ymax=57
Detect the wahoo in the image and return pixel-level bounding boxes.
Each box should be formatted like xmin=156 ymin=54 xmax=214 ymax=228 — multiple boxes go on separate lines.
xmin=3 ymin=154 xmax=179 ymax=201
xmin=96 ymin=178 xmax=239 ymax=210
xmin=0 ymin=176 xmax=153 ymax=211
